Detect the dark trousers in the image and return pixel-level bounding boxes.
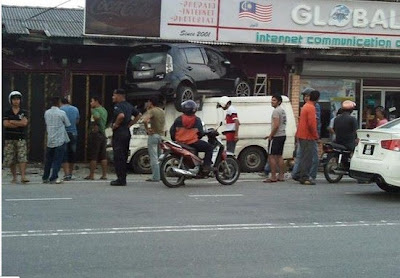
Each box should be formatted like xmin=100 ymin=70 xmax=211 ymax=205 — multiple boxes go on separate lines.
xmin=112 ymin=130 xmax=131 ymax=183
xmin=298 ymin=139 xmax=315 ymax=181
xmin=190 ymin=140 xmax=213 ymax=166
xmin=42 ymin=143 xmax=66 ymax=181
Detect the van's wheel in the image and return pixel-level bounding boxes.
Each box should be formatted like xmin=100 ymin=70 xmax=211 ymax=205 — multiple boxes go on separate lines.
xmin=235 ymin=81 xmax=251 ymax=96
xmin=175 ymin=85 xmax=195 ymax=111
xmin=130 ymin=149 xmax=151 ymax=174
xmin=238 ymin=146 xmax=266 ymax=172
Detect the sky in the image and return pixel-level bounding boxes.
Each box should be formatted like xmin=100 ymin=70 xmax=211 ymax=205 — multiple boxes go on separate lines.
xmin=1 ymin=0 xmax=85 ymax=9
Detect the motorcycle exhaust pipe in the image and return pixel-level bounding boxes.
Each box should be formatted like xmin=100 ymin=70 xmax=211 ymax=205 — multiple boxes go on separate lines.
xmin=171 ymin=167 xmax=196 ymax=178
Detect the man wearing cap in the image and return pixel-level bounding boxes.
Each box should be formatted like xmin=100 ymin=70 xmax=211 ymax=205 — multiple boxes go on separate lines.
xmin=110 ymin=88 xmax=141 ymax=186
xmin=294 ymin=89 xmax=320 ymax=185
xmin=218 ymin=96 xmax=240 ymax=153
xmin=334 ymin=100 xmax=358 ymax=169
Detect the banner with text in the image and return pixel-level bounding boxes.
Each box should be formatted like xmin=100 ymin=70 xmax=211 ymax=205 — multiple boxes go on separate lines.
xmin=160 ymin=0 xmax=400 ymax=50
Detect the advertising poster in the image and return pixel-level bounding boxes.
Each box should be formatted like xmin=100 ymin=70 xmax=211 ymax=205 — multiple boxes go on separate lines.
xmin=160 ymin=0 xmax=400 ymax=50
xmin=85 ymin=0 xmax=161 ymax=37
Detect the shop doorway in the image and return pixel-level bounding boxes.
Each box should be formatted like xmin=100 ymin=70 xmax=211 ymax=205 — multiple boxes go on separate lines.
xmin=361 ymin=88 xmax=400 ymax=129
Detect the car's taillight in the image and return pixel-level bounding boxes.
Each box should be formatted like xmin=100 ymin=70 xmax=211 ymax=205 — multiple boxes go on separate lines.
xmin=381 ymin=139 xmax=400 ymax=151
xmin=166 ymin=54 xmax=173 ymax=73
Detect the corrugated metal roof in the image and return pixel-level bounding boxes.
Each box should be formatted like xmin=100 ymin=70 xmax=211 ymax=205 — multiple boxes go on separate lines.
xmin=2 ymin=5 xmax=84 ymax=38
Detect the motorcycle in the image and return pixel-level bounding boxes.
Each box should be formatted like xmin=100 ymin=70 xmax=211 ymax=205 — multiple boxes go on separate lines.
xmin=158 ymin=126 xmax=240 ymax=188
xmin=322 ymin=142 xmax=352 ymax=183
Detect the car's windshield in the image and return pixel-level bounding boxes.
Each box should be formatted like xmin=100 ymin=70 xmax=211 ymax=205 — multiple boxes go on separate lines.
xmin=129 ymin=52 xmax=166 ymax=70
xmin=377 ymin=118 xmax=400 ymax=130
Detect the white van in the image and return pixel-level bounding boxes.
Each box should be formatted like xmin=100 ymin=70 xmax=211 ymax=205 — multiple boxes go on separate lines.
xmin=107 ymin=96 xmax=296 ymax=173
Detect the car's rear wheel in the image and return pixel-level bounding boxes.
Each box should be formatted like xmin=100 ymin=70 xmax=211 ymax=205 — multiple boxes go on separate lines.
xmin=235 ymin=81 xmax=251 ymax=96
xmin=376 ymin=180 xmax=400 ymax=193
xmin=175 ymin=85 xmax=195 ymax=111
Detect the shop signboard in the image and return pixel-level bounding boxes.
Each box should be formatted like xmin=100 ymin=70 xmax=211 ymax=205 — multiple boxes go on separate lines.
xmin=84 ymin=0 xmax=161 ymax=37
xmin=160 ymin=0 xmax=400 ymax=50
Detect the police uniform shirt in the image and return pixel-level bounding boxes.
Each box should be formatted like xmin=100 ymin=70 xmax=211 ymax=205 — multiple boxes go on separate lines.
xmin=112 ymin=101 xmax=140 ymax=130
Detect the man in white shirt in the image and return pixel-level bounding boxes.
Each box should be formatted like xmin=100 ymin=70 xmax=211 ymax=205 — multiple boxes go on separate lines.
xmin=42 ymin=96 xmax=71 ymax=184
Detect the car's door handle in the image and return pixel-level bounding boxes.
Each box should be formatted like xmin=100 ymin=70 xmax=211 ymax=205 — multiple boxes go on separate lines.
xmin=187 ymin=66 xmax=193 ymax=71
xmin=211 ymin=68 xmax=216 ymax=72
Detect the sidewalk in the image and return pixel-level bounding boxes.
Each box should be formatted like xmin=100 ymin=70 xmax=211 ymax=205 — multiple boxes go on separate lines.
xmin=1 ymin=163 xmax=263 ymax=184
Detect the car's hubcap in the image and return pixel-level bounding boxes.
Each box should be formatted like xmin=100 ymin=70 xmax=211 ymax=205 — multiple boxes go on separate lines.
xmin=236 ymin=82 xmax=250 ymax=96
xmin=182 ymin=89 xmax=194 ymax=101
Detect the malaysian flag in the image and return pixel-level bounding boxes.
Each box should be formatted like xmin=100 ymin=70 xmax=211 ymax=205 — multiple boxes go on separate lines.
xmin=239 ymin=1 xmax=272 ymax=23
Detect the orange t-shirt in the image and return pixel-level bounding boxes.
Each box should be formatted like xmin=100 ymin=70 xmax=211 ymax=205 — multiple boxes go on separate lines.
xmin=296 ymin=102 xmax=319 ymax=140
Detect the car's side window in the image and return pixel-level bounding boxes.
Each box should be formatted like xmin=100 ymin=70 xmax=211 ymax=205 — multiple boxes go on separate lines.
xmin=205 ymin=48 xmax=227 ymax=76
xmin=183 ymin=48 xmax=205 ymax=64
xmin=205 ymin=49 xmax=220 ymax=68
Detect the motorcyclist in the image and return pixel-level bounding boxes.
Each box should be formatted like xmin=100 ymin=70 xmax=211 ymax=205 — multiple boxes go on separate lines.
xmin=170 ymin=100 xmax=213 ymax=172
xmin=333 ymin=100 xmax=358 ymax=169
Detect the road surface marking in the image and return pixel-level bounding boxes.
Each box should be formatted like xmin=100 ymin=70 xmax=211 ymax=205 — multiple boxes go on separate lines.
xmin=5 ymin=198 xmax=72 ymax=201
xmin=188 ymin=194 xmax=244 ymax=197
xmin=3 ymin=221 xmax=400 ymax=238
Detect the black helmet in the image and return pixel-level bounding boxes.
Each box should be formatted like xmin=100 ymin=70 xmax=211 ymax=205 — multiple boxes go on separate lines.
xmin=181 ymin=100 xmax=197 ymax=115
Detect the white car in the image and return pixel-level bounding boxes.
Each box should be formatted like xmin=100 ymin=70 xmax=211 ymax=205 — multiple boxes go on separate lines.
xmin=350 ymin=118 xmax=400 ymax=192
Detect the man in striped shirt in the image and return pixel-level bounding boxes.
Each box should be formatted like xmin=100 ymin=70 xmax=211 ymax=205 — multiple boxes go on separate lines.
xmin=218 ymin=96 xmax=240 ymax=154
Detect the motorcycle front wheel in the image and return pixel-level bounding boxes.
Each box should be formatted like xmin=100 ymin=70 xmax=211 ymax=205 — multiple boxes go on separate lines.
xmin=215 ymin=156 xmax=240 ymax=185
xmin=160 ymin=155 xmax=186 ymax=188
xmin=323 ymin=153 xmax=344 ymax=183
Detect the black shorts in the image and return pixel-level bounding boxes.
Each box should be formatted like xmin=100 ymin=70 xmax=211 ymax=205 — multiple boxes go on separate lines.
xmin=268 ymin=136 xmax=286 ymax=155
xmin=63 ymin=132 xmax=77 ymax=163
xmin=87 ymin=132 xmax=107 ymax=161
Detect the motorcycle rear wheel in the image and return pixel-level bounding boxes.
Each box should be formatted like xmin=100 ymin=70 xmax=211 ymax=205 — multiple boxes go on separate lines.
xmin=215 ymin=156 xmax=240 ymax=185
xmin=160 ymin=155 xmax=186 ymax=188
xmin=323 ymin=153 xmax=344 ymax=183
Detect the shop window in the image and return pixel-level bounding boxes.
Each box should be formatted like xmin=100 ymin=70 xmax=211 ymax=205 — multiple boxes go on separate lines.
xmin=268 ymin=78 xmax=284 ymax=95
xmin=300 ymin=78 xmax=360 ymax=139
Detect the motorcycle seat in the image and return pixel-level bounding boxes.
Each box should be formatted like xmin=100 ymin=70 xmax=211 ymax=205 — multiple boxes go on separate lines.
xmin=325 ymin=142 xmax=349 ymax=152
xmin=177 ymin=143 xmax=198 ymax=154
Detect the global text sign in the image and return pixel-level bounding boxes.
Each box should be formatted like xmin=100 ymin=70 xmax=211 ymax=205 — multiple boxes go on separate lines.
xmin=160 ymin=0 xmax=400 ymax=50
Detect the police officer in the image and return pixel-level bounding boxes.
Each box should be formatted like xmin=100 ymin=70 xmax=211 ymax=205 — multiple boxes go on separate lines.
xmin=110 ymin=89 xmax=141 ymax=186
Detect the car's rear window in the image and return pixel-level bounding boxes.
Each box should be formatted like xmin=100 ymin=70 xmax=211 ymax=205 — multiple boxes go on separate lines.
xmin=378 ymin=118 xmax=400 ymax=130
xmin=129 ymin=52 xmax=166 ymax=70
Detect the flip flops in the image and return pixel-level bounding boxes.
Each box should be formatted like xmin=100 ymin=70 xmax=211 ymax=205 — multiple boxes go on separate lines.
xmin=99 ymin=176 xmax=107 ymax=180
xmin=263 ymin=178 xmax=277 ymax=183
xmin=84 ymin=176 xmax=94 ymax=180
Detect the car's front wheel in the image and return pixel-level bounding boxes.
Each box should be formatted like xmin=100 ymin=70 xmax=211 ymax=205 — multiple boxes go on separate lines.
xmin=175 ymin=85 xmax=195 ymax=111
xmin=130 ymin=149 xmax=151 ymax=174
xmin=235 ymin=81 xmax=251 ymax=96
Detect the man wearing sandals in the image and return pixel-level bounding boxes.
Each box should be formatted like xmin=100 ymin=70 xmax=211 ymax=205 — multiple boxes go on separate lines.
xmin=3 ymin=91 xmax=29 ymax=184
xmin=86 ymin=95 xmax=108 ymax=180
xmin=264 ymin=94 xmax=287 ymax=183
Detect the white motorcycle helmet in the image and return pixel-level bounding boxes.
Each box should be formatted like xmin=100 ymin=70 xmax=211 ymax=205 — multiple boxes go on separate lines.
xmin=217 ymin=96 xmax=231 ymax=109
xmin=9 ymin=91 xmax=22 ymax=104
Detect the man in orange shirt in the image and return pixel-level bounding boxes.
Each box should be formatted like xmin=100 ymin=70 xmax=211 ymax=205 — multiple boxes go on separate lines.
xmin=295 ymin=89 xmax=320 ymax=185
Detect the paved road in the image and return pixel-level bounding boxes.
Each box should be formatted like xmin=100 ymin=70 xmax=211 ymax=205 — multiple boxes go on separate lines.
xmin=3 ymin=174 xmax=400 ymax=278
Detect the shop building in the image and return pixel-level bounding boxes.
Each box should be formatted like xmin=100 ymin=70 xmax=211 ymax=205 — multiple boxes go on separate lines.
xmin=2 ymin=0 xmax=400 ymax=162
